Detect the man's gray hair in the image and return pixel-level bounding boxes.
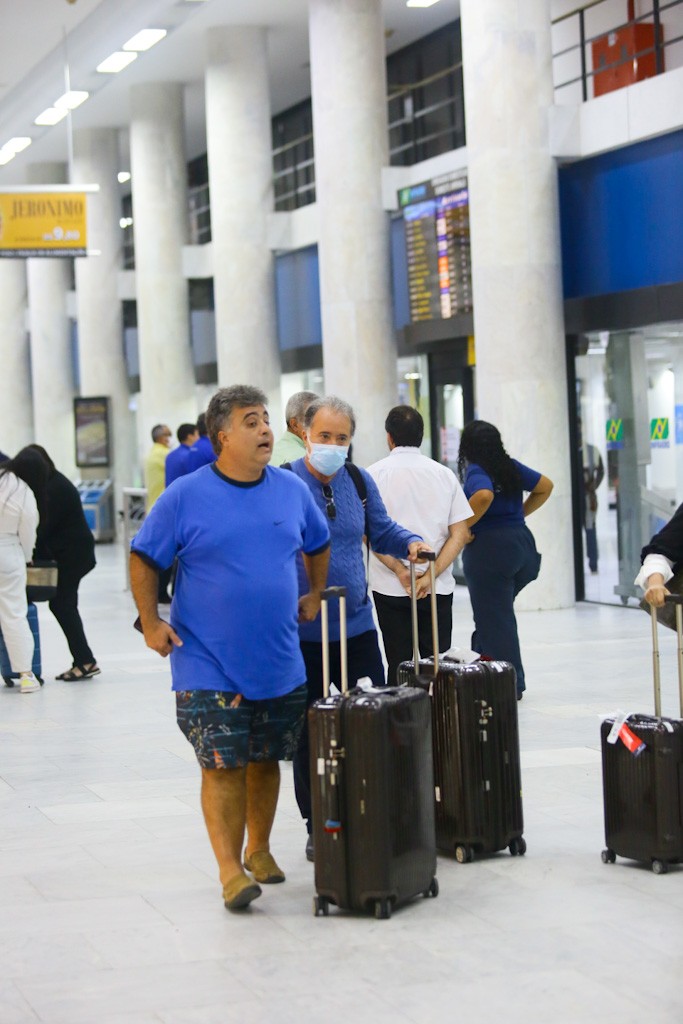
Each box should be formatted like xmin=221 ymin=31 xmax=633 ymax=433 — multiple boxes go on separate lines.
xmin=304 ymin=396 xmax=356 ymax=437
xmin=285 ymin=390 xmax=319 ymax=427
xmin=151 ymin=424 xmax=168 ymax=443
xmin=206 ymin=385 xmax=267 ymax=454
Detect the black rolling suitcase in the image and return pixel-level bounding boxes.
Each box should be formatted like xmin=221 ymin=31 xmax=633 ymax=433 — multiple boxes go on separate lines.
xmin=397 ymin=554 xmax=525 ymax=863
xmin=309 ymin=586 xmax=438 ymax=919
xmin=600 ymin=596 xmax=683 ymax=874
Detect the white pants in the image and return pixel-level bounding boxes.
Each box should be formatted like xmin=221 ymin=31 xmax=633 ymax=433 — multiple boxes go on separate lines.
xmin=0 ymin=536 xmax=34 ymax=673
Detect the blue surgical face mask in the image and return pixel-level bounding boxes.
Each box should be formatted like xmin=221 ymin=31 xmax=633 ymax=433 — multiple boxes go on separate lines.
xmin=308 ymin=443 xmax=349 ymax=476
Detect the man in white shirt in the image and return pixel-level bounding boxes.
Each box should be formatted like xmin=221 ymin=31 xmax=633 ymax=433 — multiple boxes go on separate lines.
xmin=367 ymin=406 xmax=472 ymax=685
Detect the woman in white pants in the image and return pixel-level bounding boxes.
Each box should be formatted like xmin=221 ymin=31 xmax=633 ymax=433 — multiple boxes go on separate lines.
xmin=0 ymin=452 xmax=42 ymax=693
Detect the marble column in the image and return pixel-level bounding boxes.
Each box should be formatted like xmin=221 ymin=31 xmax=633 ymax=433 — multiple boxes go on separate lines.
xmin=309 ymin=0 xmax=397 ymax=465
xmin=205 ymin=27 xmax=281 ymax=423
xmin=72 ymin=127 xmax=137 ymax=497
xmin=0 ymin=260 xmax=33 ymax=455
xmin=461 ymin=0 xmax=574 ymax=609
xmin=26 ymin=162 xmax=76 ymax=478
xmin=129 ymin=83 xmax=196 ymax=463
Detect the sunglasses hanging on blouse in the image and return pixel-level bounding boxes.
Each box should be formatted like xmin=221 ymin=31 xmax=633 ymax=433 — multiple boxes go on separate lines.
xmin=322 ymin=484 xmax=336 ymax=520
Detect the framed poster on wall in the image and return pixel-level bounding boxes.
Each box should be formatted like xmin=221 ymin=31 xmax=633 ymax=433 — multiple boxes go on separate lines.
xmin=74 ymin=396 xmax=111 ymax=468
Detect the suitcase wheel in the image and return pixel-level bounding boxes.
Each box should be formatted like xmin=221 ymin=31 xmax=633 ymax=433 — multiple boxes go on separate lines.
xmin=313 ymin=896 xmax=330 ymax=917
xmin=374 ymin=898 xmax=392 ymax=920
xmin=455 ymin=844 xmax=474 ymax=864
xmin=422 ymin=877 xmax=439 ymax=899
xmin=509 ymin=836 xmax=527 ymax=857
xmin=652 ymin=859 xmax=669 ymax=875
xmin=600 ymin=848 xmax=616 ymax=865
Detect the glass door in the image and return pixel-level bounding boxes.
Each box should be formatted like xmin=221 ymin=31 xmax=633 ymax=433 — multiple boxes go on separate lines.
xmin=576 ymin=323 xmax=683 ymax=605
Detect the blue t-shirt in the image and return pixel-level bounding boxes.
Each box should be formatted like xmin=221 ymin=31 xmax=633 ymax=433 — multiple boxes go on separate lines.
xmin=131 ymin=464 xmax=330 ymax=698
xmin=464 ymin=459 xmax=541 ymax=534
xmin=164 ymin=444 xmax=194 ymax=487
xmin=288 ymin=460 xmax=421 ymax=642
xmin=187 ymin=435 xmax=216 ymax=473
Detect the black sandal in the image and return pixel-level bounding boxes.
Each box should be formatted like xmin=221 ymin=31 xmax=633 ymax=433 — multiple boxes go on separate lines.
xmin=56 ymin=663 xmax=101 ymax=681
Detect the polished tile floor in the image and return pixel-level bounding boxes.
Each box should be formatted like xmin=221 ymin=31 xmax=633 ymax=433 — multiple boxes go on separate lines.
xmin=1 ymin=545 xmax=682 ymax=1024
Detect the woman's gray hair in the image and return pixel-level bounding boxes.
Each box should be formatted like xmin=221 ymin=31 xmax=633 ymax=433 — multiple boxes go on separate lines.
xmin=206 ymin=385 xmax=267 ymax=454
xmin=304 ymin=396 xmax=356 ymax=437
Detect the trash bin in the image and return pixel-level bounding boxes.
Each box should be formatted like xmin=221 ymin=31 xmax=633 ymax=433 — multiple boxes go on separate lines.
xmin=76 ymin=479 xmax=115 ymax=542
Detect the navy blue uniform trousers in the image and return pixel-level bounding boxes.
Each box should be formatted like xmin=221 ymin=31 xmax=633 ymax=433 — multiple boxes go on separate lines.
xmin=462 ymin=524 xmax=541 ymax=695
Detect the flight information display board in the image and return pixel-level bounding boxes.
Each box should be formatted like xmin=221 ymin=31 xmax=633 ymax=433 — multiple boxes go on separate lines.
xmin=399 ymin=173 xmax=472 ymax=323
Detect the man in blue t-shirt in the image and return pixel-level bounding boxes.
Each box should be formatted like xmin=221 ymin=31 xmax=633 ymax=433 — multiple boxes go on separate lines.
xmin=187 ymin=412 xmax=217 ymax=472
xmin=288 ymin=395 xmax=434 ymax=861
xmin=164 ymin=422 xmax=199 ymax=487
xmin=130 ymin=385 xmax=330 ymax=912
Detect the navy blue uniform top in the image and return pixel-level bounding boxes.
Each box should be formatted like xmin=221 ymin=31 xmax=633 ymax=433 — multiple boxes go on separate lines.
xmin=464 ymin=460 xmax=541 ymax=534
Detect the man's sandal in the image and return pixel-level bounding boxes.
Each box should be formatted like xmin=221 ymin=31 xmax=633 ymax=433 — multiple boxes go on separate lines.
xmin=55 ymin=663 xmax=101 ymax=681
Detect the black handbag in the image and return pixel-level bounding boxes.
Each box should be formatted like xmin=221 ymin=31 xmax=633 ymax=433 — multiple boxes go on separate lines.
xmin=26 ymin=561 xmax=59 ymax=602
xmin=639 ymin=571 xmax=683 ymax=631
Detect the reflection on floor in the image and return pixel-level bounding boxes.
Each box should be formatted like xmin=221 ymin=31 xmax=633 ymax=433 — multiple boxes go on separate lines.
xmin=1 ymin=545 xmax=681 ymax=1024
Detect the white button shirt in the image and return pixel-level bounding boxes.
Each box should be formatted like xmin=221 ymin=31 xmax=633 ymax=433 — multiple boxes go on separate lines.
xmin=366 ymin=446 xmax=472 ymax=597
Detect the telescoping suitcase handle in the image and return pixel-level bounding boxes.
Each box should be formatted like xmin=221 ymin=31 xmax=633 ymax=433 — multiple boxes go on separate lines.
xmin=650 ymin=595 xmax=683 ymax=718
xmin=321 ymin=586 xmax=348 ymax=699
xmin=410 ymin=552 xmax=439 ymax=677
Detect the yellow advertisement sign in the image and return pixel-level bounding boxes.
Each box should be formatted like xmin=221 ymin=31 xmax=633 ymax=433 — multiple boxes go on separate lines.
xmin=0 ymin=191 xmax=88 ymax=257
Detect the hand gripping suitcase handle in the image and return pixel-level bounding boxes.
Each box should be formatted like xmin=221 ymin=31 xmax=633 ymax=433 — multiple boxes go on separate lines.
xmin=652 ymin=595 xmax=683 ymax=717
xmin=410 ymin=552 xmax=439 ymax=677
xmin=321 ymin=586 xmax=347 ymax=698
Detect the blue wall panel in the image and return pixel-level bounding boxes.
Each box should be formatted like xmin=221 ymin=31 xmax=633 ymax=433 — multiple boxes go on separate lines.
xmin=559 ymin=128 xmax=683 ymax=299
xmin=275 ymin=245 xmax=322 ymax=351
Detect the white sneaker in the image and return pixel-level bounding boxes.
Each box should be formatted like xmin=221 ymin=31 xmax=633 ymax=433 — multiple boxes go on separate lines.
xmin=19 ymin=672 xmax=41 ymax=694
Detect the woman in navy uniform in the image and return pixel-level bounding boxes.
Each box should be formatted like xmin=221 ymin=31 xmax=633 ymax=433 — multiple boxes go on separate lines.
xmin=458 ymin=421 xmax=553 ymax=700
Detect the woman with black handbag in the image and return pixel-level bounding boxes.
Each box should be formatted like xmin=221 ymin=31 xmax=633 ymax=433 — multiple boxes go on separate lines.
xmin=0 ymin=449 xmax=48 ymax=693
xmin=28 ymin=446 xmax=100 ymax=680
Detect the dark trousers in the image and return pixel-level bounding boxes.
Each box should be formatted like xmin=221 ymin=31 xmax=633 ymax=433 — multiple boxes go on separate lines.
xmin=48 ymin=563 xmax=95 ymax=666
xmin=293 ymin=629 xmax=385 ymax=833
xmin=373 ymin=591 xmax=453 ymax=686
xmin=462 ymin=525 xmax=540 ymax=695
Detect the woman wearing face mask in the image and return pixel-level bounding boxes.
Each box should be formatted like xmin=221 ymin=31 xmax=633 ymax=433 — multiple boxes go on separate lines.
xmin=284 ymin=395 xmax=433 ymax=861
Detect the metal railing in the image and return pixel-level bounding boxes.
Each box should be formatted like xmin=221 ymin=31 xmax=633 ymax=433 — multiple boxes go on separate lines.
xmin=189 ymin=182 xmax=212 ymax=244
xmin=552 ymin=0 xmax=683 ymax=102
xmin=271 ymin=64 xmax=465 ymax=211
xmin=387 ymin=62 xmax=465 ymax=165
xmin=121 ymin=487 xmax=147 ymax=590
xmin=273 ymin=132 xmax=315 ymax=212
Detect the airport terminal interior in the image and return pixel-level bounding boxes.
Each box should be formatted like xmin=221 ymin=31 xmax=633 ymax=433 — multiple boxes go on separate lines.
xmin=2 ymin=0 xmax=683 ymax=1020
xmin=2 ymin=551 xmax=683 ymax=1023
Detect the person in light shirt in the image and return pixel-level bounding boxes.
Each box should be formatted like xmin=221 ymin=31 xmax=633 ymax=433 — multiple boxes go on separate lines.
xmin=366 ymin=405 xmax=472 ymax=686
xmin=636 ymin=503 xmax=683 ymax=606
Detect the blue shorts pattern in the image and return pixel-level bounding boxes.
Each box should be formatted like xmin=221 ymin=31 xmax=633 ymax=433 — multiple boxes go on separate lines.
xmin=176 ymin=684 xmax=307 ymax=769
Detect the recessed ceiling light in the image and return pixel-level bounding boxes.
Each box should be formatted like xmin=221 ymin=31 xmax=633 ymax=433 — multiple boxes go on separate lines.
xmin=123 ymin=29 xmax=167 ymax=52
xmin=406 ymin=0 xmax=442 ymax=7
xmin=34 ymin=106 xmax=69 ymax=126
xmin=118 ymin=171 xmax=131 ymax=184
xmin=54 ymin=90 xmax=89 ymax=111
xmin=0 ymin=150 xmax=16 ymax=166
xmin=3 ymin=136 xmax=32 ymax=154
xmin=97 ymin=51 xmax=138 ymax=74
